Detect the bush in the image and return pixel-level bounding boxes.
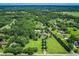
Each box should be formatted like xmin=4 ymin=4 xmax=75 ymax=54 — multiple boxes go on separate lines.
xmin=23 ymin=47 xmax=38 ymax=55
xmin=73 ymin=28 xmax=77 ymax=31
xmin=27 ymin=47 xmax=34 ymax=55
xmin=23 ymin=48 xmax=28 ymax=54
xmin=33 ymin=38 xmax=38 ymax=41
xmin=74 ymin=48 xmax=78 ymax=53
xmin=68 ymin=43 xmax=73 ymax=49
xmin=3 ymin=46 xmax=23 ymax=55
xmin=33 ymin=47 xmax=38 ymax=52
xmin=73 ymin=46 xmax=78 ymax=53
xmin=28 ymin=51 xmax=33 ymax=55
xmin=41 ymin=46 xmax=47 ymax=49
xmin=42 ymin=43 xmax=46 ymax=46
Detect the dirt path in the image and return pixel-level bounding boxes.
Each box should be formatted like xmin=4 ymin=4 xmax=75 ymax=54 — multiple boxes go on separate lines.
xmin=43 ymin=49 xmax=47 ymax=55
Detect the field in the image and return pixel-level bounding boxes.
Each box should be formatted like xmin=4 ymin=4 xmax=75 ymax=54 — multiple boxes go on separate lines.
xmin=63 ymin=12 xmax=79 ymax=16
xmin=47 ymin=36 xmax=68 ymax=54
xmin=25 ymin=39 xmax=42 ymax=54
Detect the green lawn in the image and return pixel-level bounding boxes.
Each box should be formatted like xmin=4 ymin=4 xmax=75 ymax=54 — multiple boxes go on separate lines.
xmin=63 ymin=12 xmax=79 ymax=17
xmin=68 ymin=27 xmax=79 ymax=36
xmin=25 ymin=39 xmax=42 ymax=54
xmin=46 ymin=36 xmax=68 ymax=54
xmin=0 ymin=48 xmax=3 ymax=52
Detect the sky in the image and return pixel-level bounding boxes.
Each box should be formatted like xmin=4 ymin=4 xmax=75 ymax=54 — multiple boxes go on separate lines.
xmin=0 ymin=3 xmax=79 ymax=5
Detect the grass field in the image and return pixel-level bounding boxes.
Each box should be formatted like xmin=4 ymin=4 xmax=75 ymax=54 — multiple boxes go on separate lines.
xmin=63 ymin=12 xmax=79 ymax=17
xmin=25 ymin=39 xmax=42 ymax=54
xmin=0 ymin=48 xmax=3 ymax=52
xmin=46 ymin=36 xmax=68 ymax=54
xmin=68 ymin=27 xmax=79 ymax=36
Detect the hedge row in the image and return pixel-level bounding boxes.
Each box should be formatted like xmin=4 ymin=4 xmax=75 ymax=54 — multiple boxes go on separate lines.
xmin=52 ymin=33 xmax=71 ymax=52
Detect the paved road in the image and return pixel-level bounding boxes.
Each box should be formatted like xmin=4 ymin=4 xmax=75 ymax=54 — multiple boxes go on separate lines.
xmin=0 ymin=52 xmax=79 ymax=56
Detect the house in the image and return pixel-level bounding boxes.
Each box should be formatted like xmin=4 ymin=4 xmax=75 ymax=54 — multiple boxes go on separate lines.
xmin=74 ymin=41 xmax=78 ymax=46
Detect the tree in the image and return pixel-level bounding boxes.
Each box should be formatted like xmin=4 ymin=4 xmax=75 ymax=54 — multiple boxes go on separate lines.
xmin=33 ymin=47 xmax=38 ymax=52
xmin=3 ymin=46 xmax=23 ymax=55
xmin=27 ymin=47 xmax=34 ymax=55
xmin=73 ymin=46 xmax=78 ymax=53
xmin=7 ymin=36 xmax=29 ymax=47
xmin=23 ymin=47 xmax=38 ymax=55
xmin=73 ymin=28 xmax=77 ymax=31
xmin=16 ymin=36 xmax=29 ymax=47
xmin=67 ymin=35 xmax=76 ymax=43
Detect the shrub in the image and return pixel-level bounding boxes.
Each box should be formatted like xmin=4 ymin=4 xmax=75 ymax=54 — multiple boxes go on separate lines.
xmin=23 ymin=47 xmax=38 ymax=55
xmin=27 ymin=47 xmax=34 ymax=55
xmin=3 ymin=46 xmax=23 ymax=55
xmin=73 ymin=28 xmax=77 ymax=31
xmin=33 ymin=47 xmax=38 ymax=52
xmin=74 ymin=48 xmax=78 ymax=53
xmin=73 ymin=46 xmax=78 ymax=53
xmin=28 ymin=51 xmax=33 ymax=55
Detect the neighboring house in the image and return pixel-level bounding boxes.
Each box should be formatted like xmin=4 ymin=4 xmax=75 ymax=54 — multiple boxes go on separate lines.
xmin=0 ymin=36 xmax=6 ymax=47
xmin=74 ymin=41 xmax=78 ymax=46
